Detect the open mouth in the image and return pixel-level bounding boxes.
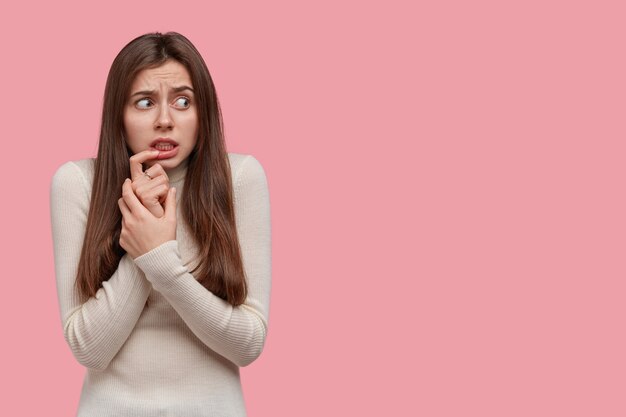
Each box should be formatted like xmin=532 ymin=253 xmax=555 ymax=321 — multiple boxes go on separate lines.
xmin=153 ymin=143 xmax=177 ymax=151
xmin=149 ymin=144 xmax=180 ymax=159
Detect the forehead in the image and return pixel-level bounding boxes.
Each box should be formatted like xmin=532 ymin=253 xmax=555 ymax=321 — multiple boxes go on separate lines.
xmin=131 ymin=60 xmax=192 ymax=88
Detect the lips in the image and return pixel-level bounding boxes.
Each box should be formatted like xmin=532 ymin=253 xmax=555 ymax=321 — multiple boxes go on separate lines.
xmin=150 ymin=144 xmax=180 ymax=159
xmin=148 ymin=138 xmax=180 ymax=159
xmin=150 ymin=137 xmax=179 ymax=147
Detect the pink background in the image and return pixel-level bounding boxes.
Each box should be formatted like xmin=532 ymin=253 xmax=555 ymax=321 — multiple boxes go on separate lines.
xmin=1 ymin=0 xmax=625 ymax=415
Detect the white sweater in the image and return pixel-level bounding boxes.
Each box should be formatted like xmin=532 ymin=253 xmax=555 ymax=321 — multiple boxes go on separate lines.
xmin=50 ymin=153 xmax=271 ymax=417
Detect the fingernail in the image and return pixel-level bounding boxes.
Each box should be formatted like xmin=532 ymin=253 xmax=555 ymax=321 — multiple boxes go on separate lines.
xmin=172 ymin=187 xmax=176 ymax=193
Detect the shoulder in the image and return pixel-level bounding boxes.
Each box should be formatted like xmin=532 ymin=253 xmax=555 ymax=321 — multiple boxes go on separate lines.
xmin=50 ymin=158 xmax=95 ymax=213
xmin=227 ymin=152 xmax=269 ymax=187
xmin=50 ymin=157 xmax=96 ymax=195
xmin=227 ymin=152 xmax=270 ymax=203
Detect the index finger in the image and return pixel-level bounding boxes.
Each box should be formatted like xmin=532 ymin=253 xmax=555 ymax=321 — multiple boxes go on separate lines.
xmin=121 ymin=178 xmax=150 ymax=216
xmin=129 ymin=149 xmax=160 ymax=181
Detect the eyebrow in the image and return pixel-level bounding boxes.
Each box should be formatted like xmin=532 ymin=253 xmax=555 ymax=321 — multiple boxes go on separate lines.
xmin=130 ymin=85 xmax=194 ymax=98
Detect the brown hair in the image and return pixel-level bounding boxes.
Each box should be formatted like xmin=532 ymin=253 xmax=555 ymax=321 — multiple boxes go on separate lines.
xmin=75 ymin=31 xmax=247 ymax=306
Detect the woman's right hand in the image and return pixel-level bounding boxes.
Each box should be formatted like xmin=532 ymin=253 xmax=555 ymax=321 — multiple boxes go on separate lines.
xmin=128 ymin=150 xmax=170 ymax=218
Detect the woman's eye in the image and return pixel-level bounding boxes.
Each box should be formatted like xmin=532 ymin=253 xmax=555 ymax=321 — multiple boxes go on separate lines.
xmin=175 ymin=97 xmax=191 ymax=108
xmin=134 ymin=97 xmax=190 ymax=109
xmin=136 ymin=98 xmax=152 ymax=109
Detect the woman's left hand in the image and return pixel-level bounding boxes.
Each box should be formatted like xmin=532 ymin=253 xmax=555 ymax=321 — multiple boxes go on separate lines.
xmin=118 ymin=178 xmax=178 ymax=260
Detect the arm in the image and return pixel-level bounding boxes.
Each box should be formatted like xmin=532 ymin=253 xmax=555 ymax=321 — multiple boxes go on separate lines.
xmin=133 ymin=155 xmax=272 ymax=367
xmin=50 ymin=161 xmax=152 ymax=371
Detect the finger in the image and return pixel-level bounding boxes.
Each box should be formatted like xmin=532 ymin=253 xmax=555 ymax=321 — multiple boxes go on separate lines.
xmin=118 ymin=198 xmax=130 ymax=231
xmin=129 ymin=149 xmax=161 ymax=181
xmin=133 ymin=163 xmax=169 ymax=205
xmin=122 ymin=178 xmax=150 ymax=216
xmin=135 ymin=174 xmax=168 ymax=197
xmin=164 ymin=187 xmax=177 ymax=219
xmin=146 ymin=163 xmax=168 ymax=181
xmin=118 ymin=197 xmax=131 ymax=218
xmin=154 ymin=183 xmax=169 ymax=205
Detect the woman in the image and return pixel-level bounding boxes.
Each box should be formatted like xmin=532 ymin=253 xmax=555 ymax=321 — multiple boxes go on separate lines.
xmin=50 ymin=31 xmax=271 ymax=416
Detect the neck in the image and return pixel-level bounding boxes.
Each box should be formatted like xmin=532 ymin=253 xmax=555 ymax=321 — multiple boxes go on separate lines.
xmin=165 ymin=158 xmax=189 ymax=184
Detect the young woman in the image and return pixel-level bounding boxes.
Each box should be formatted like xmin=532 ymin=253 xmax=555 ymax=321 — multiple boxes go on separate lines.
xmin=50 ymin=32 xmax=271 ymax=416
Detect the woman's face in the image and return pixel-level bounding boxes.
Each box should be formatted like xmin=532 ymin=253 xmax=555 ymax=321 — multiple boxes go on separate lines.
xmin=123 ymin=59 xmax=199 ymax=171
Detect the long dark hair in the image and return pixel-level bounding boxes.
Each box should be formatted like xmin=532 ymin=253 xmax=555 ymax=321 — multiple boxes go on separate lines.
xmin=75 ymin=31 xmax=247 ymax=306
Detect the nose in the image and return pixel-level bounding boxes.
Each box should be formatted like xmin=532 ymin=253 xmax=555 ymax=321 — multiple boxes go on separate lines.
xmin=154 ymin=102 xmax=174 ymax=130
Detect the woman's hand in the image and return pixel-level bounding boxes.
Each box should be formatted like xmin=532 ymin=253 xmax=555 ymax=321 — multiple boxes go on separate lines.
xmin=118 ymin=175 xmax=177 ymax=260
xmin=129 ymin=150 xmax=170 ymax=218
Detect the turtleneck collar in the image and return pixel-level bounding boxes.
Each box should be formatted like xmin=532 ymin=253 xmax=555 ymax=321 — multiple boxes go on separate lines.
xmin=165 ymin=158 xmax=189 ymax=184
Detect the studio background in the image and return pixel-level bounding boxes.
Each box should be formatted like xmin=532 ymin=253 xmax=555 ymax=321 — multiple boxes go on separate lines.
xmin=1 ymin=1 xmax=624 ymax=416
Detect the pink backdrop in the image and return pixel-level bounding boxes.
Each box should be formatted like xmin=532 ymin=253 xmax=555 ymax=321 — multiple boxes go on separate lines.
xmin=1 ymin=0 xmax=625 ymax=415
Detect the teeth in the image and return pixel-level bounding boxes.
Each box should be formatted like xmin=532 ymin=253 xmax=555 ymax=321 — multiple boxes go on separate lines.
xmin=155 ymin=144 xmax=174 ymax=150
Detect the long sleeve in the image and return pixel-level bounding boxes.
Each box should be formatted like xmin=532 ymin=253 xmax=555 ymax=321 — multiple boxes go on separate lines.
xmin=50 ymin=161 xmax=152 ymax=371
xmin=133 ymin=155 xmax=272 ymax=367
